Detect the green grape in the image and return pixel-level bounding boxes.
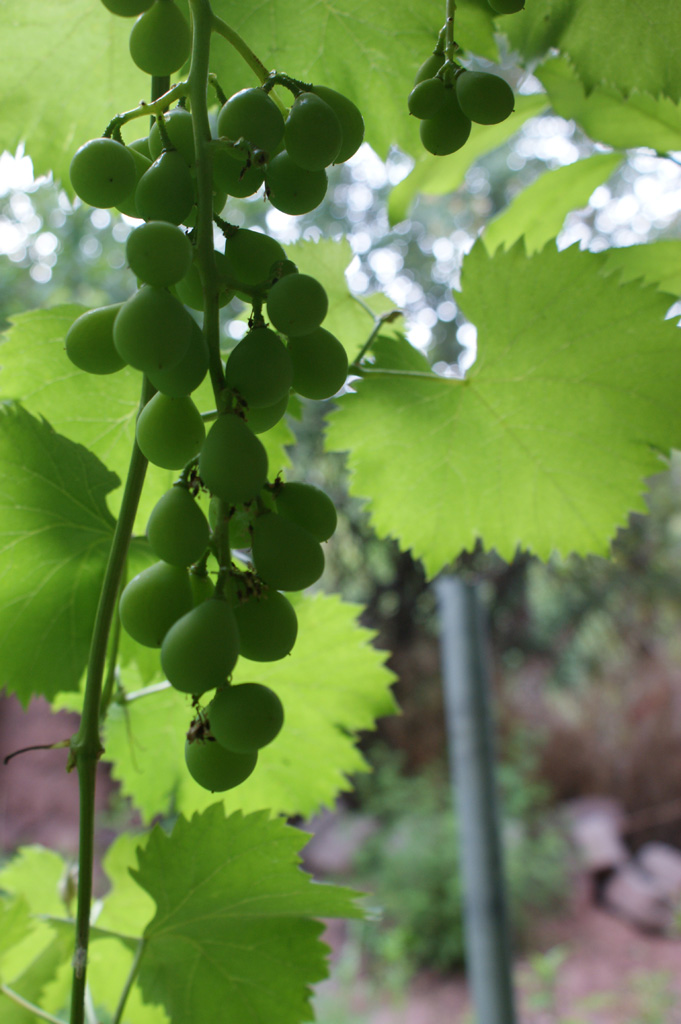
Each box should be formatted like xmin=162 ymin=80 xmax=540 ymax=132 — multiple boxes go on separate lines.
xmin=221 ymin=229 xmax=286 ymax=288
xmin=414 ymin=52 xmax=445 ymax=85
xmin=233 ymin=590 xmax=298 ymax=662
xmin=266 ymin=274 xmax=328 ymax=337
xmin=207 ymin=683 xmax=283 ymax=753
xmin=199 ymin=413 xmax=268 ymax=504
xmin=310 ymin=85 xmax=364 ymax=163
xmin=185 ymin=736 xmax=257 ymax=792
xmin=161 ymin=597 xmax=239 ymax=694
xmin=135 ymin=150 xmax=194 ymax=224
xmin=244 ymin=391 xmax=289 ymax=435
xmin=274 ymin=482 xmax=337 ymax=542
xmin=115 ymin=145 xmax=151 ymax=217
xmin=69 ymin=138 xmax=136 ymax=209
xmin=488 ymin=0 xmax=525 ymax=12
xmin=217 ymin=88 xmax=285 ymax=153
xmin=284 ymin=92 xmax=342 ymax=171
xmin=264 ymin=152 xmax=328 ymax=216
xmin=145 ymin=317 xmax=208 ymax=397
xmin=174 ymin=256 xmax=232 ymax=311
xmin=190 ymin=568 xmax=215 ymax=605
xmin=288 ymin=328 xmax=349 ymax=400
xmin=419 ymin=90 xmax=471 ymax=155
xmin=146 ymin=485 xmax=209 ymax=566
xmin=408 ymin=78 xmax=447 ymax=119
xmin=65 ymin=303 xmax=125 ymax=375
xmin=136 ymin=392 xmax=205 ymax=470
xmin=126 ymin=221 xmax=192 ymax=287
xmin=212 ymin=142 xmax=265 ymax=198
xmin=251 ymin=512 xmax=324 ymax=591
xmin=101 ymin=0 xmax=152 ymax=13
xmin=119 ymin=561 xmax=192 ymax=647
xmin=113 ymin=285 xmax=193 ymax=372
xmin=225 ymin=327 xmax=293 ymax=409
xmin=455 ymin=70 xmax=514 ymax=125
xmin=148 ymin=107 xmax=195 ymax=166
xmin=129 ymin=136 xmax=152 ymax=159
xmin=129 ymin=0 xmax=191 ymax=76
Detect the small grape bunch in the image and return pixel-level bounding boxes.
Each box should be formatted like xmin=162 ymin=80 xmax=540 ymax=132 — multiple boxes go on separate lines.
xmin=409 ymin=47 xmax=515 ymax=157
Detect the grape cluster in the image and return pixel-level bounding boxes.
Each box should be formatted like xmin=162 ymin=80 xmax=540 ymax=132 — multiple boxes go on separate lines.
xmin=65 ymin=0 xmax=364 ymax=794
xmin=410 ymin=0 xmax=522 ymax=158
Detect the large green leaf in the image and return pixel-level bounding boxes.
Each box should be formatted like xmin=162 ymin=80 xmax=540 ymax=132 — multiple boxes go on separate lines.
xmin=537 ymin=57 xmax=681 ymax=153
xmin=483 ymin=153 xmax=622 ymax=255
xmin=102 ymin=593 xmax=396 ymax=823
xmin=133 ymin=806 xmax=362 ymax=1024
xmin=505 ymin=0 xmax=681 ymax=103
xmin=602 ymin=242 xmax=681 ymax=298
xmin=326 ymin=242 xmax=681 ymax=573
xmin=0 ymin=404 xmax=118 ymax=702
xmin=388 ymin=95 xmax=547 ymax=225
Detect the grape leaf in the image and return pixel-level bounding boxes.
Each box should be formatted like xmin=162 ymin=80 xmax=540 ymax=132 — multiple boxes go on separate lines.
xmin=87 ymin=937 xmax=170 ymax=1024
xmin=132 ymin=806 xmax=362 ymax=1024
xmin=102 ymin=593 xmax=397 ymax=822
xmin=0 ymin=404 xmax=118 ymax=703
xmin=326 ymin=242 xmax=681 ymax=573
xmin=601 ymin=242 xmax=681 ymax=298
xmin=0 ymin=1 xmax=150 ymax=186
xmin=96 ymin=832 xmax=155 ymax=938
xmin=0 ymin=923 xmax=72 ymax=1024
xmin=505 ymin=0 xmax=681 ymax=103
xmin=483 ymin=153 xmax=623 ymax=255
xmin=0 ymin=847 xmax=66 ymax=917
xmin=537 ymin=57 xmax=681 ymax=153
xmin=0 ymin=899 xmax=32 ymax=974
xmin=388 ymin=95 xmax=547 ymax=226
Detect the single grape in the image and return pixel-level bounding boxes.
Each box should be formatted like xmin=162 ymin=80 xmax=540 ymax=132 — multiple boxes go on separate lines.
xmin=288 ymin=328 xmax=349 ymax=400
xmin=284 ymin=92 xmax=342 ymax=171
xmin=101 ymin=0 xmax=152 ymax=14
xmin=145 ymin=317 xmax=208 ymax=397
xmin=221 ymin=229 xmax=286 ymax=288
xmin=199 ymin=413 xmax=269 ymax=505
xmin=266 ymin=274 xmax=328 ymax=336
xmin=264 ymin=152 xmax=328 ymax=216
xmin=252 ymin=512 xmax=324 ymax=591
xmin=115 ymin=145 xmax=152 ymax=217
xmin=217 ymin=88 xmax=285 ymax=154
xmin=233 ymin=589 xmax=298 ymax=662
xmin=225 ymin=327 xmax=293 ymax=409
xmin=408 ymin=78 xmax=447 ymax=119
xmin=185 ymin=736 xmax=257 ymax=792
xmin=147 ymin=485 xmax=209 ymax=566
xmin=119 ymin=561 xmax=192 ymax=647
xmin=274 ymin=482 xmax=337 ymax=542
xmin=129 ymin=0 xmax=191 ymax=76
xmin=190 ymin=569 xmax=215 ymax=605
xmin=128 ymin=136 xmax=152 ymax=160
xmin=113 ymin=285 xmax=193 ymax=372
xmin=455 ymin=70 xmax=514 ymax=125
xmin=419 ymin=90 xmax=472 ymax=156
xmin=126 ymin=221 xmax=192 ymax=287
xmin=162 ymin=597 xmax=239 ymax=694
xmin=414 ymin=53 xmax=445 ymax=85
xmin=488 ymin=0 xmax=525 ymax=12
xmin=148 ymin=107 xmax=195 ymax=166
xmin=244 ymin=391 xmax=289 ymax=435
xmin=174 ymin=256 xmax=232 ymax=311
xmin=310 ymin=85 xmax=364 ymax=163
xmin=207 ymin=683 xmax=284 ymax=753
xmin=70 ymin=138 xmax=137 ymax=209
xmin=212 ymin=142 xmax=265 ymax=198
xmin=136 ymin=393 xmax=205 ymax=470
xmin=65 ymin=304 xmax=125 ymax=375
xmin=135 ymin=150 xmax=194 ymax=224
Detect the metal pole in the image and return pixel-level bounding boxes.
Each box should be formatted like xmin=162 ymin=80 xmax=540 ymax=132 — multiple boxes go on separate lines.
xmin=435 ymin=574 xmax=517 ymax=1024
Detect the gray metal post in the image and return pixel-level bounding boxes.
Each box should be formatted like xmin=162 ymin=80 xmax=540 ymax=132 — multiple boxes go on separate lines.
xmin=435 ymin=574 xmax=517 ymax=1024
